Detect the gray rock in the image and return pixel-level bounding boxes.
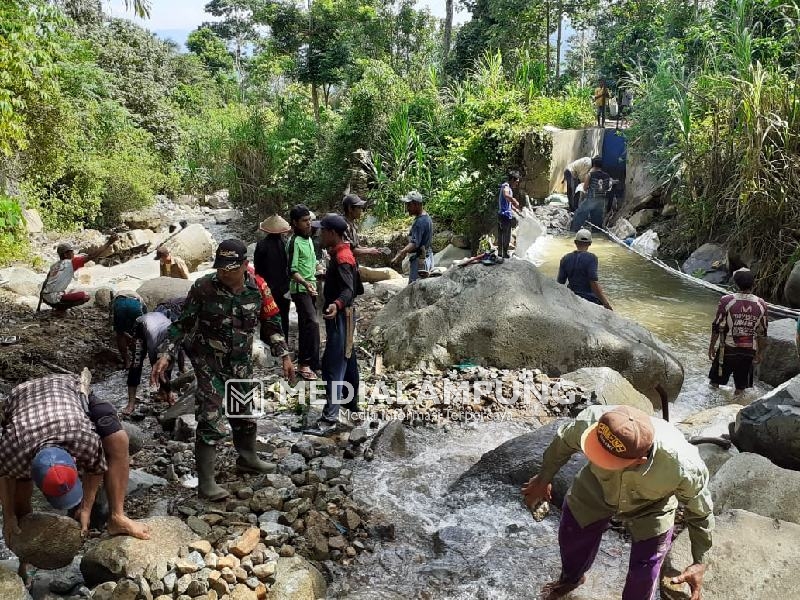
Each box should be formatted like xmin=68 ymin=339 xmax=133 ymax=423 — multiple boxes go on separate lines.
xmin=368 ymin=260 xmax=684 ymax=405
xmin=259 ymin=522 xmax=294 ymax=546
xmin=676 ymin=405 xmax=742 ymax=439
xmin=758 ymin=318 xmax=799 ymax=387
xmin=784 ymin=259 xmax=800 ymax=308
xmin=187 ymin=516 xmax=211 ymax=536
xmin=120 ymin=209 xmax=166 ymax=231
xmin=214 ymin=209 xmax=239 ymax=225
xmin=279 ymin=453 xmax=307 ymax=475
xmin=710 ymin=452 xmax=800 ymax=525
xmin=110 ymin=578 xmax=139 ymax=600
xmin=258 ymin=511 xmax=283 ymax=524
xmin=91 ymin=581 xmax=117 ymax=600
xmin=159 ymin=396 xmax=194 ymax=431
xmin=730 ymin=375 xmax=800 ymax=469
xmin=8 ymin=512 xmax=82 ymax=569
xmin=0 ymin=266 xmax=44 ymax=297
xmin=161 ymin=223 xmax=215 ymax=272
xmin=319 ymin=456 xmax=342 ymax=477
xmin=48 ymin=559 xmax=84 ymax=594
xmin=370 ymin=421 xmax=408 ymax=458
xmin=451 ymin=419 xmax=585 ymax=506
xmin=681 ymin=243 xmax=727 ymax=279
xmin=348 ymin=427 xmax=368 ymax=445
xmin=266 ymin=556 xmax=326 ymax=600
xmin=95 ymin=287 xmax=114 ymax=310
xmin=137 ymin=277 xmax=193 ymax=309
xmin=661 ymin=510 xmax=800 ymax=600
xmin=173 ymin=414 xmax=197 ymax=442
xmin=695 ymin=442 xmax=738 ymax=478
xmin=627 ymin=209 xmax=658 ymax=229
xmin=432 ymin=245 xmax=472 ymax=269
xmin=22 ymin=208 xmax=43 ymax=234
xmin=609 ymin=218 xmax=636 ymax=240
xmin=127 ymin=469 xmax=167 ymax=497
xmin=0 ymin=565 xmax=29 ymax=600
xmin=122 ymin=422 xmax=145 ymax=456
xmin=81 ymin=517 xmax=196 ymax=587
xmin=290 ymin=438 xmax=316 ymax=460
xmin=184 ymin=579 xmax=207 ymax=596
xmin=162 ymin=572 xmax=177 ymax=594
xmin=560 ymin=367 xmax=654 ymax=414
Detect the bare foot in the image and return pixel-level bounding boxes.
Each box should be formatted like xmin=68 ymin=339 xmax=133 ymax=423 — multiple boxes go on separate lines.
xmin=108 ymin=515 xmax=151 ymax=540
xmin=121 ymin=401 xmax=137 ymax=417
xmin=541 ymin=576 xmax=586 ymax=600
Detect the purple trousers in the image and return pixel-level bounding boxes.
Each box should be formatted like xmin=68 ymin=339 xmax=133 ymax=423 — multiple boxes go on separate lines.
xmin=559 ymin=501 xmax=673 ymax=600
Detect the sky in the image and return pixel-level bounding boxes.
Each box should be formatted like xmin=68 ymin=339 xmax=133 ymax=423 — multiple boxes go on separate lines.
xmin=106 ymin=0 xmax=471 ymax=50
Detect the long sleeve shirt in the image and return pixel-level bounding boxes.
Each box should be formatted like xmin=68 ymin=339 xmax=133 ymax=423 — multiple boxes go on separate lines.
xmin=539 ymin=405 xmax=714 ymax=564
xmin=324 ymin=242 xmax=357 ymax=311
xmin=254 ymin=234 xmax=289 ymax=298
xmin=157 ymin=273 xmax=288 ymax=381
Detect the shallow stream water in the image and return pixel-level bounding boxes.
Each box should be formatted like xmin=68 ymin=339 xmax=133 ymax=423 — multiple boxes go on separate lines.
xmin=327 ymin=233 xmax=768 ymax=599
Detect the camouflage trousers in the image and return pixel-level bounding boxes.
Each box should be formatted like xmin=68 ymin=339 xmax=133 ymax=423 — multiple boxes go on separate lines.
xmin=194 ymin=361 xmax=257 ymax=445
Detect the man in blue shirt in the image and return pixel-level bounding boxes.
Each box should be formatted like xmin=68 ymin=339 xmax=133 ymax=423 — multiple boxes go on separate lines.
xmin=498 ymin=171 xmax=522 ymax=258
xmin=557 ymin=229 xmax=613 ymax=310
xmin=392 ymin=191 xmax=434 ymax=283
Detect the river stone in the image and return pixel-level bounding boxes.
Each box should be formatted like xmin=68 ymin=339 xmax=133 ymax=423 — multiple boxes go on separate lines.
xmin=373 ymin=278 xmax=407 ymax=301
xmin=730 ymin=375 xmax=800 ymax=469
xmin=758 ymin=318 xmax=799 ymax=387
xmin=95 ymin=287 xmax=114 ymax=310
xmin=661 ymin=510 xmax=800 ymax=600
xmin=80 ymin=516 xmax=196 ymax=586
xmin=627 ymin=209 xmax=657 ymax=229
xmin=121 ymin=209 xmax=167 ymax=231
xmin=369 ymin=420 xmax=408 ymax=458
xmin=451 ymin=419 xmax=585 ymax=505
xmin=0 ymin=266 xmax=43 ymax=297
xmin=0 ymin=565 xmax=29 ymax=599
xmin=22 ymin=208 xmax=43 ymax=234
xmin=369 ymin=260 xmax=684 ymax=405
xmin=160 ymin=396 xmax=194 ymax=431
xmin=137 ymin=277 xmax=192 ymax=308
xmin=127 ymin=469 xmax=168 ymax=497
xmin=560 ymin=367 xmax=653 ymax=414
xmin=266 ymin=556 xmax=326 ymax=600
xmin=609 ymin=218 xmax=635 ymax=240
xmin=162 ymin=223 xmax=215 ymax=272
xmin=433 ymin=244 xmax=472 ymax=269
xmin=359 ymin=266 xmax=402 ymax=283
xmin=122 ymin=421 xmax=145 ymax=456
xmin=676 ymin=405 xmax=742 ymax=439
xmin=681 ymin=243 xmax=727 ymax=279
xmin=784 ymin=259 xmax=800 ymax=308
xmin=695 ymin=442 xmax=738 ymax=478
xmin=709 ymin=452 xmax=800 ymax=525
xmin=8 ymin=513 xmax=82 ymax=569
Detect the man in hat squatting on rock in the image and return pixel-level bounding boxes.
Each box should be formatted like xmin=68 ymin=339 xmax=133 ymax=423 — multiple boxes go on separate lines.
xmin=151 ymin=239 xmax=295 ymax=501
xmin=155 ymin=245 xmax=190 ymax=279
xmin=0 ymin=373 xmax=150 ymax=582
xmin=41 ymin=234 xmax=118 ymax=313
xmin=312 ymin=214 xmax=363 ymax=432
xmin=391 ymin=191 xmax=433 ymax=283
xmin=557 ymin=228 xmax=613 ymax=310
xmin=254 ymin=214 xmax=292 ymax=341
xmin=522 ymin=405 xmax=713 ymax=600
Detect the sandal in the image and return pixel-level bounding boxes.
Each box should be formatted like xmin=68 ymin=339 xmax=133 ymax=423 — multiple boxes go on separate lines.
xmin=297 ymin=367 xmax=318 ymax=381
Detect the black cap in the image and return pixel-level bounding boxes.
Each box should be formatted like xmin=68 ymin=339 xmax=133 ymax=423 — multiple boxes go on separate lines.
xmin=311 ymin=213 xmax=348 ymax=234
xmin=342 ymin=194 xmax=367 ymax=209
xmin=212 ymin=239 xmax=247 ymax=270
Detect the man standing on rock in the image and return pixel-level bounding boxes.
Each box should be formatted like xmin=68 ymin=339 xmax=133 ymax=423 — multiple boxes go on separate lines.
xmin=312 ymin=214 xmax=362 ymax=433
xmin=522 ymin=405 xmax=713 ymax=600
xmin=498 ymin=172 xmax=521 ymax=259
xmin=557 ymin=229 xmax=613 ymax=310
xmin=155 ymin=245 xmax=190 ymax=279
xmin=40 ymin=235 xmax=118 ymax=313
xmin=0 ymin=372 xmax=150 ymax=584
xmin=151 ymin=239 xmax=295 ymax=501
xmin=708 ymin=267 xmax=767 ymax=395
xmin=392 ymin=191 xmax=433 ymax=283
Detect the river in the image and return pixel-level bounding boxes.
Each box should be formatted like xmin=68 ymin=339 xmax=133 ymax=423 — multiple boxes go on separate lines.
xmin=327 ymin=233 xmax=768 ymax=599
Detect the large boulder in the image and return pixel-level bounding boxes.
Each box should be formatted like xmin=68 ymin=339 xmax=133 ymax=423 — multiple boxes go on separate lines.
xmin=681 ymin=243 xmax=728 ymax=284
xmin=451 ymin=419 xmax=586 ymax=506
xmin=359 ymin=266 xmax=402 ymax=283
xmin=120 ymin=209 xmax=167 ymax=231
xmin=758 ymin=318 xmax=799 ymax=386
xmin=267 ymin=556 xmax=326 ymax=600
xmin=368 ymin=260 xmax=684 ymax=405
xmin=8 ymin=513 xmax=82 ymax=569
xmin=161 ymin=223 xmax=215 ymax=272
xmin=22 ymin=208 xmax=43 ymax=234
xmin=730 ymin=375 xmax=800 ymax=469
xmin=676 ymin=405 xmax=742 ymax=439
xmin=0 ymin=566 xmax=28 ymax=600
xmin=432 ymin=244 xmax=472 ymax=269
xmin=80 ymin=516 xmax=196 ymax=586
xmin=784 ymin=259 xmax=800 ymax=308
xmin=560 ymin=367 xmax=654 ymax=414
xmin=0 ymin=266 xmax=43 ymax=297
xmin=609 ymin=218 xmax=636 ymax=240
xmin=695 ymin=442 xmax=738 ymax=478
xmin=709 ymin=452 xmax=800 ymax=525
xmin=661 ymin=510 xmax=800 ymax=600
xmin=627 ymin=209 xmax=658 ymax=229
xmin=136 ymin=277 xmax=193 ymax=308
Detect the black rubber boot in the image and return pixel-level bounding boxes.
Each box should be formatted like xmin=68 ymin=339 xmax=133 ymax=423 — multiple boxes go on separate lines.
xmin=232 ymin=426 xmax=273 ymax=474
xmin=194 ymin=439 xmax=230 ymax=501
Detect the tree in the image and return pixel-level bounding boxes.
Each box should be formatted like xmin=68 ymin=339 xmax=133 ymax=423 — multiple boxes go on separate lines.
xmin=204 ymin=0 xmax=266 ymax=94
xmin=444 ymin=0 xmax=454 ymax=65
xmin=187 ymin=27 xmax=235 ymax=74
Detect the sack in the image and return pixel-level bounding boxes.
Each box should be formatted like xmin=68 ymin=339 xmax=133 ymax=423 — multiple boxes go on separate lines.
xmin=631 ymin=229 xmax=660 ymax=257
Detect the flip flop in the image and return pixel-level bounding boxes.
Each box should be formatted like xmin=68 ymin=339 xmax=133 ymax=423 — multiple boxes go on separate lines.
xmin=297 ymin=367 xmax=318 ymax=381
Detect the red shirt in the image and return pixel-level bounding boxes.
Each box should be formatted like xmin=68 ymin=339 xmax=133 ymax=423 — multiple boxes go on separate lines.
xmin=246 ymin=265 xmax=280 ymax=321
xmin=712 ymin=292 xmax=768 ymax=350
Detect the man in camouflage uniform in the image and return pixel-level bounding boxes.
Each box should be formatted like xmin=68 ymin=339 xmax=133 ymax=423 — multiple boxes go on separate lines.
xmin=151 ymin=239 xmax=294 ymax=501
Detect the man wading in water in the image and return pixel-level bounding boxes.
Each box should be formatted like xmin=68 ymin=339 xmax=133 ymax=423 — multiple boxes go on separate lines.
xmin=708 ymin=267 xmax=767 ymax=395
xmin=557 ymin=229 xmax=613 ymax=310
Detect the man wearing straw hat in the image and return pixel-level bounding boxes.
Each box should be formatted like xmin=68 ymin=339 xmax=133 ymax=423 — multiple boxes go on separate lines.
xmin=522 ymin=405 xmax=713 ymax=600
xmin=254 ymin=214 xmax=292 ymax=341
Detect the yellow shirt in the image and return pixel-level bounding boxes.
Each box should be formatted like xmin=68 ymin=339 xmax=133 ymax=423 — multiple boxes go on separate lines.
xmin=594 ymin=87 xmax=610 ymax=107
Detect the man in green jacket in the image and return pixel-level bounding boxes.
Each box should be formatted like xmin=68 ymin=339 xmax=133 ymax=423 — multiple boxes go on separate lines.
xmin=522 ymin=405 xmax=713 ymax=600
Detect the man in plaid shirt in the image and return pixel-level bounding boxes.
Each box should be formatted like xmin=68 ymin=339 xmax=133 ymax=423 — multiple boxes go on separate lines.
xmin=0 ymin=372 xmax=149 ymax=579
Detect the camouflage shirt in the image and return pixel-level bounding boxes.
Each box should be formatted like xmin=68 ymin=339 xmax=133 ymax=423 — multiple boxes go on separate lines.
xmin=158 ymin=272 xmax=288 ymax=380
